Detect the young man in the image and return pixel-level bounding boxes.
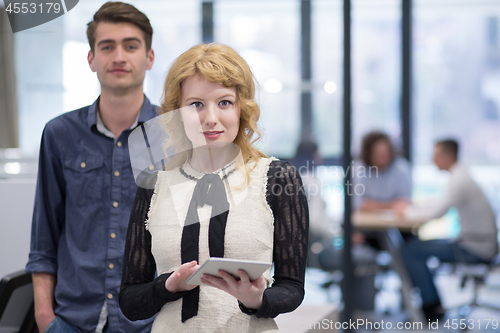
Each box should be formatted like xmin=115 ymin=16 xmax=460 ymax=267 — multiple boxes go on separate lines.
xmin=399 ymin=139 xmax=498 ymax=321
xmin=26 ymin=2 xmax=157 ymax=332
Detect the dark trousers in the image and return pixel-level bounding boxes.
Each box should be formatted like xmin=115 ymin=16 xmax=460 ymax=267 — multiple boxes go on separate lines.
xmin=44 ymin=317 xmax=111 ymax=333
xmin=403 ymin=239 xmax=486 ymax=306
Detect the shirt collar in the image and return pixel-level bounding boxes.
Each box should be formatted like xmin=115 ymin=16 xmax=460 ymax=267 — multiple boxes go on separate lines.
xmin=449 ymin=162 xmax=460 ymax=173
xmin=95 ymin=110 xmax=140 ymax=139
xmin=87 ymin=95 xmax=155 ymax=136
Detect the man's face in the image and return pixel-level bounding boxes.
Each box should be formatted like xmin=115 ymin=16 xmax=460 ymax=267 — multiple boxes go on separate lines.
xmin=433 ymin=145 xmax=450 ymax=170
xmin=87 ymin=22 xmax=154 ymax=93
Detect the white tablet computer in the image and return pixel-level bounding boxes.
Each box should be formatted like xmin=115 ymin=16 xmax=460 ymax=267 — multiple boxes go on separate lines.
xmin=186 ymin=257 xmax=272 ymax=285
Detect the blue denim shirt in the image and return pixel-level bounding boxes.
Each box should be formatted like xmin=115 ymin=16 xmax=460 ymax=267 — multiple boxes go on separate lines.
xmin=26 ymin=96 xmax=158 ymax=333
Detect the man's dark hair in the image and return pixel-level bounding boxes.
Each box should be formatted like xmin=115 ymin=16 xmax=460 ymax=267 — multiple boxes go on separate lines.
xmin=295 ymin=140 xmax=318 ymax=158
xmin=87 ymin=1 xmax=153 ymax=53
xmin=292 ymin=140 xmax=319 ymax=172
xmin=360 ymin=131 xmax=394 ymax=166
xmin=436 ymin=139 xmax=459 ymax=160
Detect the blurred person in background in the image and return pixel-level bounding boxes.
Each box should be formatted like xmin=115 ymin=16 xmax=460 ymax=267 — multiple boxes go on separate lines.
xmin=353 ymin=130 xmax=412 ymax=212
xmin=292 ymin=140 xmax=335 ymax=246
xmin=397 ymin=139 xmax=498 ymax=321
xmin=352 ymin=131 xmax=412 ymax=248
xmin=293 ymin=140 xmax=378 ymax=284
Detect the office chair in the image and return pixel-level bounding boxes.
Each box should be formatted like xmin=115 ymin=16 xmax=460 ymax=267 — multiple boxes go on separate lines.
xmin=0 ymin=270 xmax=37 ymax=333
xmin=450 ymin=253 xmax=500 ymax=318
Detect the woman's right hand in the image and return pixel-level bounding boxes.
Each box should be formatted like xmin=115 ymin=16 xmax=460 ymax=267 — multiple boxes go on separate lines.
xmin=165 ymin=260 xmax=200 ymax=293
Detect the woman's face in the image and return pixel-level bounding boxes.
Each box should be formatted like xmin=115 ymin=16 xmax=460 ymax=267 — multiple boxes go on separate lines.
xmin=180 ymin=73 xmax=241 ymax=147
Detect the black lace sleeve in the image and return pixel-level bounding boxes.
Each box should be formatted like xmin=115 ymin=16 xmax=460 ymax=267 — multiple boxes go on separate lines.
xmin=119 ymin=187 xmax=188 ymax=320
xmin=240 ymin=160 xmax=309 ymax=317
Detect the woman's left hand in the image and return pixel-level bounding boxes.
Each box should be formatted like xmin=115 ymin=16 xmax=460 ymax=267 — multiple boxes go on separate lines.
xmin=200 ymin=269 xmax=266 ymax=310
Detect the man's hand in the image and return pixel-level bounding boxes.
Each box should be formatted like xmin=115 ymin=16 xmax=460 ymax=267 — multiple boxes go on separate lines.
xmin=165 ymin=261 xmax=200 ymax=293
xmin=36 ymin=312 xmax=55 ymax=333
xmin=200 ymin=269 xmax=266 ymax=310
xmin=391 ymin=200 xmax=410 ymax=216
xmin=32 ymin=272 xmax=56 ymax=333
xmin=352 ymin=231 xmax=366 ymax=245
xmin=360 ymin=200 xmax=392 ymax=211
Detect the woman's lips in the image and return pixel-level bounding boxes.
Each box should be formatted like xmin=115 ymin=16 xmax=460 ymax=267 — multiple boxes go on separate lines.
xmin=203 ymin=131 xmax=223 ymax=139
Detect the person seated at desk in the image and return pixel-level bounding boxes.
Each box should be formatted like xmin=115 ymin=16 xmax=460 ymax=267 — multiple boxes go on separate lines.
xmin=291 ymin=141 xmax=351 ymax=270
xmin=292 ymin=141 xmax=335 ymax=243
xmin=396 ymin=139 xmax=498 ymax=321
xmin=352 ymin=131 xmax=412 ymax=246
xmin=353 ymin=131 xmax=411 ymax=212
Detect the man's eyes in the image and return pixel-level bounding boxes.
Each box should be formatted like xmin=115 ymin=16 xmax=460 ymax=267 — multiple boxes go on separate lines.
xmin=99 ymin=44 xmax=138 ymax=51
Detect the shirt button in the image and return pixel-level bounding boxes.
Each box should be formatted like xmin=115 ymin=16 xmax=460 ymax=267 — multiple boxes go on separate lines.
xmin=108 ymin=263 xmax=115 ymax=270
xmin=113 ymin=201 xmax=119 ymax=208
xmin=148 ymin=164 xmax=154 ymax=171
xmin=117 ymin=141 xmax=122 ymax=147
xmin=114 ymin=170 xmax=120 ymax=177
xmin=107 ymin=293 xmax=113 ymax=300
xmin=110 ymin=232 xmax=116 ymax=239
xmin=80 ymin=162 xmax=86 ymax=168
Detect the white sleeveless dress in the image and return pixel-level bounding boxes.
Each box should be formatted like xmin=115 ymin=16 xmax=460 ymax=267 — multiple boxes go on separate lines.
xmin=145 ymin=157 xmax=280 ymax=333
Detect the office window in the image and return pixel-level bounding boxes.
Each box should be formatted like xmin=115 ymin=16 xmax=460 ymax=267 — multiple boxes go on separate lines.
xmin=413 ymin=0 xmax=500 ymax=201
xmin=414 ymin=0 xmax=500 ymax=165
xmin=312 ymin=0 xmax=343 ymax=158
xmin=316 ymin=0 xmax=402 ymax=221
xmin=352 ymin=0 xmax=402 ymax=156
xmin=413 ymin=0 xmax=500 ymax=236
xmin=214 ymin=0 xmax=300 ymax=158
xmin=16 ymin=18 xmax=65 ymax=154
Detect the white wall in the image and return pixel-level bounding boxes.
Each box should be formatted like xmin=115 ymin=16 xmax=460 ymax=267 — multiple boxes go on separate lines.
xmin=0 ymin=179 xmax=36 ymax=278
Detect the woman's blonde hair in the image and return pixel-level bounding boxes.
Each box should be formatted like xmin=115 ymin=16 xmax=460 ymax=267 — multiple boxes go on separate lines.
xmin=159 ymin=43 xmax=267 ymax=181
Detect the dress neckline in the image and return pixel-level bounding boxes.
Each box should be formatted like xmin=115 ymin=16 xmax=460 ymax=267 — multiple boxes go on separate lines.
xmin=180 ymin=160 xmax=237 ymax=181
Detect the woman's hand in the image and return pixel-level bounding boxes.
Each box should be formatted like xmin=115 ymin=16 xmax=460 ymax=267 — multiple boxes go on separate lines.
xmin=200 ymin=269 xmax=266 ymax=310
xmin=165 ymin=261 xmax=200 ymax=293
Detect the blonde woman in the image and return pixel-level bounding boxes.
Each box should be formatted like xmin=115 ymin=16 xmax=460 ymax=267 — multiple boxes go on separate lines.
xmin=119 ymin=43 xmax=308 ymax=332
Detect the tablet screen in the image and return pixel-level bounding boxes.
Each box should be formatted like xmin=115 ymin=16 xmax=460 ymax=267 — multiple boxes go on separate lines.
xmin=186 ymin=257 xmax=272 ymax=285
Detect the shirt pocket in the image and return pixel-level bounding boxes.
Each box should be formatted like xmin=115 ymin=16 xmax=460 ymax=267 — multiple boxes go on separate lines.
xmin=63 ymin=154 xmax=104 ymax=208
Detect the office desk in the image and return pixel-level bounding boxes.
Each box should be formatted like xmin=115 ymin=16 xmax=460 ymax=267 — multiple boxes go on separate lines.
xmin=352 ymin=211 xmax=426 ymax=323
xmin=352 ymin=210 xmax=419 ymax=232
xmin=275 ymin=304 xmax=338 ymax=333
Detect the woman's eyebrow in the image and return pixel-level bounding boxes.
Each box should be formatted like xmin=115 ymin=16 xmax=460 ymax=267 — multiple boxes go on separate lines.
xmin=184 ymin=92 xmax=236 ymax=102
xmin=185 ymin=97 xmax=204 ymax=102
xmin=218 ymin=94 xmax=236 ymax=99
